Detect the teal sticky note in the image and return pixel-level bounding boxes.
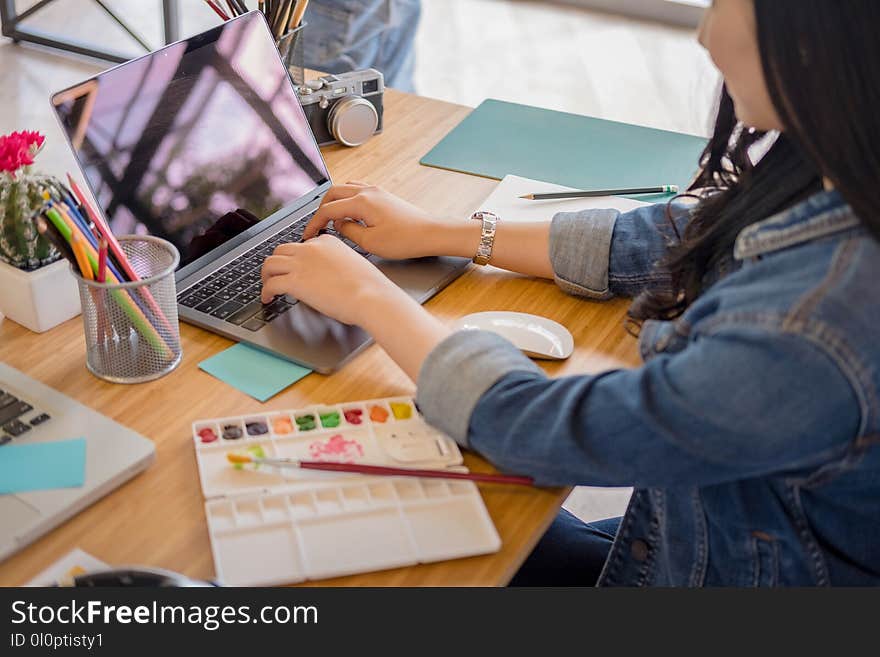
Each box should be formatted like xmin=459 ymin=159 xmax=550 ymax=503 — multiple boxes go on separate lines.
xmin=199 ymin=343 xmax=311 ymax=402
xmin=421 ymin=99 xmax=708 ymax=198
xmin=0 ymin=438 xmax=87 ymax=494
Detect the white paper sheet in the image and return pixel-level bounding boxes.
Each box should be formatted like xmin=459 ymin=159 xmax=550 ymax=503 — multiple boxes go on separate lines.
xmin=475 ymin=174 xmax=650 ymax=222
xmin=25 ymin=548 xmax=108 ymax=586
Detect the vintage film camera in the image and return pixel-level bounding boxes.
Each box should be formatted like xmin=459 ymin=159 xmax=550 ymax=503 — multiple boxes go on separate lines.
xmin=297 ymin=68 xmax=384 ymax=147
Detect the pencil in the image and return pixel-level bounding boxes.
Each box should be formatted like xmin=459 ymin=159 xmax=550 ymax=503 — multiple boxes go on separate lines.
xmin=520 ymin=184 xmax=680 ymax=200
xmin=44 ymin=207 xmax=174 ymax=360
xmin=66 ymin=174 xmax=177 ymax=338
xmin=70 ymin=232 xmax=94 ymax=280
xmin=97 ymin=239 xmax=108 ymax=283
xmin=35 ymin=214 xmax=76 ymax=266
xmin=227 ymin=453 xmax=536 ymax=486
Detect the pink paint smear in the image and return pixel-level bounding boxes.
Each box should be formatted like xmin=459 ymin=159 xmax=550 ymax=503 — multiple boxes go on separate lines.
xmin=309 ymin=434 xmax=364 ymax=463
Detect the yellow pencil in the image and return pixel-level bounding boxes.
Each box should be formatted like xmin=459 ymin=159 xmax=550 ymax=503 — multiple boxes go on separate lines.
xmin=48 ymin=206 xmax=174 ymax=360
xmin=70 ymin=232 xmax=94 ymax=280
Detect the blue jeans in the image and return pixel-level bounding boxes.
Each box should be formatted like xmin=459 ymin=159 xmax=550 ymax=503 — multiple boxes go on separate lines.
xmin=303 ymin=0 xmax=421 ymax=91
xmin=510 ymin=510 xmax=622 ymax=587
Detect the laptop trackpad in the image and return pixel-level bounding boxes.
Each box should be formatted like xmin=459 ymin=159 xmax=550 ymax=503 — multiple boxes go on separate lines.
xmin=0 ymin=495 xmax=41 ymax=537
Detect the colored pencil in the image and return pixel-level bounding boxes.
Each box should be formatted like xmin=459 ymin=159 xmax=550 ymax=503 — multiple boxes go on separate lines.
xmin=69 ymin=232 xmax=94 ymax=280
xmin=51 ymin=202 xmax=124 ymax=285
xmin=35 ymin=214 xmax=76 ymax=265
xmin=226 ymin=453 xmax=536 ymax=486
xmin=520 ymin=185 xmax=680 ymax=201
xmin=97 ymin=239 xmax=108 ymax=283
xmin=44 ymin=207 xmax=174 ymax=360
xmin=66 ymin=174 xmax=177 ymax=338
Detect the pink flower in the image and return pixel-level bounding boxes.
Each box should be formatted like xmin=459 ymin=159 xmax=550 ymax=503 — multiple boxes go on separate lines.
xmin=0 ymin=131 xmax=45 ymax=174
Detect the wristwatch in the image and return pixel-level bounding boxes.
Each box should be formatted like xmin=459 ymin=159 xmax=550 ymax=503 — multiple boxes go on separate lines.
xmin=470 ymin=211 xmax=499 ymax=266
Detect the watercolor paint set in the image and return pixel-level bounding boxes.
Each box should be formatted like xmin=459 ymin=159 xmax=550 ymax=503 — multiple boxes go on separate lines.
xmin=192 ymin=397 xmax=502 ymax=585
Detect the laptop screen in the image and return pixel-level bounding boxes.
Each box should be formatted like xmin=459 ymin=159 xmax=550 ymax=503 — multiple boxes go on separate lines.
xmin=51 ymin=12 xmax=329 ymax=269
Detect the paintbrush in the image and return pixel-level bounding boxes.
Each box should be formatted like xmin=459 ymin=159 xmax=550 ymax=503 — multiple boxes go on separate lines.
xmin=226 ymin=452 xmax=535 ymax=486
xmin=289 ymin=0 xmax=309 ymax=30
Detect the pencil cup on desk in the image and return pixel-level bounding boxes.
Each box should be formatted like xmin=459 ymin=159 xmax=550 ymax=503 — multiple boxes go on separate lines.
xmin=276 ymin=22 xmax=307 ymax=86
xmin=72 ymin=236 xmax=182 ymax=384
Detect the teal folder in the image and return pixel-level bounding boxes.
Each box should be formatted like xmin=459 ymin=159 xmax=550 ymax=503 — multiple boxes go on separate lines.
xmin=420 ymin=99 xmax=708 ymax=196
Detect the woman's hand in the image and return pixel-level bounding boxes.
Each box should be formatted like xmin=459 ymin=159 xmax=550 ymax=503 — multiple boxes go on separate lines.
xmin=260 ymin=234 xmax=404 ymax=326
xmin=303 ymin=182 xmax=476 ymax=260
xmin=260 ymin=233 xmax=452 ymax=381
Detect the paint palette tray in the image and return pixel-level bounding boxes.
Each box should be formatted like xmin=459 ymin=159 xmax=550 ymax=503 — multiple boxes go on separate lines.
xmin=192 ymin=397 xmax=501 ymax=585
xmin=192 ymin=397 xmax=465 ymax=498
xmin=206 ymin=477 xmax=501 ymax=585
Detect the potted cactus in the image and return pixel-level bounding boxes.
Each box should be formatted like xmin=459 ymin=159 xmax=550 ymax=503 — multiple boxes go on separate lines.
xmin=0 ymin=131 xmax=81 ymax=332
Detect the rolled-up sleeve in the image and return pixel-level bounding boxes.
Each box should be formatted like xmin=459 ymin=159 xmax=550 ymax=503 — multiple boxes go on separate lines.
xmin=549 ymin=208 xmax=618 ymax=299
xmin=549 ymin=202 xmax=692 ymax=300
xmin=416 ymin=330 xmax=544 ymax=445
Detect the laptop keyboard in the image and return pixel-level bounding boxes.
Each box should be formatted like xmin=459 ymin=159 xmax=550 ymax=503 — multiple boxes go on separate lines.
xmin=176 ymin=213 xmax=369 ymax=332
xmin=0 ymin=389 xmax=50 ymax=446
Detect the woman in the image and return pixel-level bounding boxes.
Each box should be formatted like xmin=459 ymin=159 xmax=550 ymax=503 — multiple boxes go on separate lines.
xmin=261 ymin=0 xmax=880 ymax=586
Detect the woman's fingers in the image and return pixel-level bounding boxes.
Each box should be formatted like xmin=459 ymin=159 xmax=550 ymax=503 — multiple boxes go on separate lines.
xmin=261 ymin=253 xmax=294 ymax=281
xmin=260 ymin=273 xmax=291 ymax=304
xmin=335 ymin=219 xmax=368 ymax=244
xmin=318 ymin=184 xmax=367 ymax=207
xmin=303 ymin=196 xmax=366 ymax=239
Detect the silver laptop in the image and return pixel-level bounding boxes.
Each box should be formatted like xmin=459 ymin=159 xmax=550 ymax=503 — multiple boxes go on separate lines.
xmin=50 ymin=11 xmax=469 ymax=374
xmin=0 ymin=362 xmax=155 ymax=563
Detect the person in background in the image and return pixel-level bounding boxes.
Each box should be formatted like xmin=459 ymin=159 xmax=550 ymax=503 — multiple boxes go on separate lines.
xmin=302 ymin=0 xmax=421 ymax=92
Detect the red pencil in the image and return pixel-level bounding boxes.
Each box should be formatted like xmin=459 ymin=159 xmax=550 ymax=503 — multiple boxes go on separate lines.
xmin=66 ymin=173 xmax=177 ymax=337
xmin=227 ymin=453 xmax=535 ymax=486
xmin=97 ymin=238 xmax=108 ymax=283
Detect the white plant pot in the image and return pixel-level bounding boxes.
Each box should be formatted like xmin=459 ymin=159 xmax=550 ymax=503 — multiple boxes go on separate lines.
xmin=0 ymin=258 xmax=81 ymax=333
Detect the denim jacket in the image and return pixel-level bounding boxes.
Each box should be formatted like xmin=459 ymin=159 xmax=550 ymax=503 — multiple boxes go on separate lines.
xmin=303 ymin=0 xmax=420 ymax=91
xmin=416 ymin=190 xmax=880 ymax=586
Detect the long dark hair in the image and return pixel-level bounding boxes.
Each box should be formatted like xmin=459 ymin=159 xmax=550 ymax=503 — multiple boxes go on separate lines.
xmin=629 ymin=0 xmax=880 ymax=323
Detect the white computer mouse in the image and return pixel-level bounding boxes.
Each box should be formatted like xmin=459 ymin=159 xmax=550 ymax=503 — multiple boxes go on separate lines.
xmin=453 ymin=311 xmax=574 ymax=360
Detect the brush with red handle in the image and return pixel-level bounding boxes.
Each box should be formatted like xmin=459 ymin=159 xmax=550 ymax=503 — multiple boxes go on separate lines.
xmin=226 ymin=452 xmax=535 ymax=487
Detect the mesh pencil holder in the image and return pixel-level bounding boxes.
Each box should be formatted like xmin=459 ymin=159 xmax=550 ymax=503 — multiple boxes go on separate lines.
xmin=73 ymin=236 xmax=182 ymax=384
xmin=276 ymin=21 xmax=307 ymax=86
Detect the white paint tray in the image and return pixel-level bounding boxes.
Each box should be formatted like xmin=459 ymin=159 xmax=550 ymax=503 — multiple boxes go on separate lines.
xmin=192 ymin=397 xmax=501 ymax=585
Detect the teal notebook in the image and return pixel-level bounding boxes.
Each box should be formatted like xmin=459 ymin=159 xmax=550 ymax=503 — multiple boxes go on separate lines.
xmin=420 ymin=99 xmax=707 ymax=197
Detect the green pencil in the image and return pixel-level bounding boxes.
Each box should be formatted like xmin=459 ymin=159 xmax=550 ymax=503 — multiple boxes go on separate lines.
xmin=44 ymin=207 xmax=173 ymax=360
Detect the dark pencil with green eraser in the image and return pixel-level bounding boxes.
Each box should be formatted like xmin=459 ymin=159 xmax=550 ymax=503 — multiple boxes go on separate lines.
xmin=520 ymin=184 xmax=679 ymax=200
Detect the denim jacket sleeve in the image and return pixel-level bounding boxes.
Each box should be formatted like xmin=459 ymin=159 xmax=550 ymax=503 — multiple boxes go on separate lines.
xmin=550 ymin=202 xmax=690 ymax=299
xmin=415 ymin=327 xmax=860 ymax=488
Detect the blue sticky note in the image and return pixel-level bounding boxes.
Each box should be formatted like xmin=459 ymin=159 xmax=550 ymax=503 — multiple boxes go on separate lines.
xmin=0 ymin=438 xmax=87 ymax=494
xmin=199 ymin=343 xmax=311 ymax=402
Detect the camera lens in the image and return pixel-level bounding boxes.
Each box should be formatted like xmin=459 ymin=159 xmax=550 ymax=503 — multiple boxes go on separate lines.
xmin=327 ymin=96 xmax=379 ymax=147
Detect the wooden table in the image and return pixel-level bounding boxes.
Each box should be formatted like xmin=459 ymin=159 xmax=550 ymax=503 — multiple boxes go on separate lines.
xmin=0 ymin=86 xmax=641 ymax=586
